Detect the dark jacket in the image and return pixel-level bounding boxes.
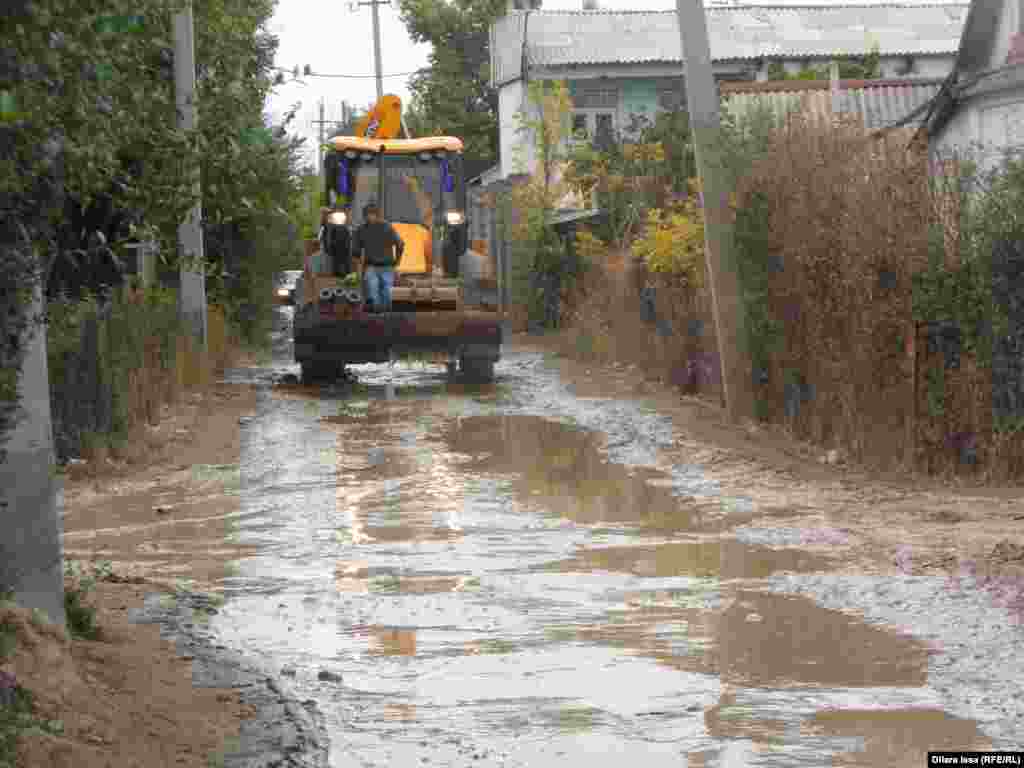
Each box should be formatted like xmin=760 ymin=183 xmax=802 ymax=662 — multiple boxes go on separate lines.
xmin=353 ymin=221 xmax=404 ymax=268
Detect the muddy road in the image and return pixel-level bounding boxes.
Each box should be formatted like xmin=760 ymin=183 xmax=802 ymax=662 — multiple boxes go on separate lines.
xmin=66 ymin=302 xmax=1024 ymax=766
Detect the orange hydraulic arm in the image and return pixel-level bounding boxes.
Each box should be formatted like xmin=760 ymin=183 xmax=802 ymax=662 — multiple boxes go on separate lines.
xmin=353 ymin=94 xmax=404 ymax=140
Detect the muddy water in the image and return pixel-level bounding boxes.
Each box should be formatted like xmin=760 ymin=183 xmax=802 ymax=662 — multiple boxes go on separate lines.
xmin=201 ymin=306 xmax=992 ymax=766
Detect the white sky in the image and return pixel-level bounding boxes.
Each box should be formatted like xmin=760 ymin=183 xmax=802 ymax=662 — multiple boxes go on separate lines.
xmin=264 ymin=0 xmax=963 ymax=168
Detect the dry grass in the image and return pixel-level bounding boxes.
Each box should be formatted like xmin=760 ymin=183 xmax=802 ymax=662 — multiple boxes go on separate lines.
xmin=79 ymin=305 xmax=240 ymax=470
xmin=557 ymin=248 xmax=720 ymax=398
xmin=550 ymin=114 xmax=1024 ymax=482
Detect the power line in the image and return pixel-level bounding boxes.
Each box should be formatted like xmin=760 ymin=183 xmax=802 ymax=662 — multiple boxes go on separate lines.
xmin=272 ymin=66 xmax=423 ymax=80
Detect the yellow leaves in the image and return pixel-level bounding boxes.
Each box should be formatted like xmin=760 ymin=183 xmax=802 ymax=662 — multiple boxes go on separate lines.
xmin=574 ymin=228 xmax=608 ymax=266
xmin=632 ymin=196 xmax=706 ymax=284
xmin=623 ymin=142 xmax=665 ymax=165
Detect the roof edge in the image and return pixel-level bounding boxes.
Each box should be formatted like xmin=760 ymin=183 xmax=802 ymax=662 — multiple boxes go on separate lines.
xmin=503 ymin=3 xmax=968 ymax=12
xmin=721 ymin=76 xmax=947 ymax=93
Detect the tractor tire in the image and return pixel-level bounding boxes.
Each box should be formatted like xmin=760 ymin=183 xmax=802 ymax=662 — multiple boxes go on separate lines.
xmin=459 ymin=355 xmax=495 ymax=383
xmin=301 ymin=361 xmax=342 ymax=385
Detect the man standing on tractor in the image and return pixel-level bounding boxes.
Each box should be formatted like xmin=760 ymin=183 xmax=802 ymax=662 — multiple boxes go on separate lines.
xmin=352 ymin=201 xmax=404 ymax=313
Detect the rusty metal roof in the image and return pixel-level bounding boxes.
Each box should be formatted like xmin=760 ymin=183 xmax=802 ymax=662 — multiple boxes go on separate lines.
xmin=492 ymin=5 xmax=968 ymax=85
xmin=720 ymin=77 xmax=945 ymax=130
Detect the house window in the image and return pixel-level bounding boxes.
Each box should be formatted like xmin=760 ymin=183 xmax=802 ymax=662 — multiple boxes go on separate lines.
xmin=574 ymin=83 xmax=618 ymax=110
xmin=657 ymin=86 xmax=685 ymax=112
xmin=569 ymin=112 xmax=617 ymax=146
xmin=572 ymin=113 xmax=589 ymax=139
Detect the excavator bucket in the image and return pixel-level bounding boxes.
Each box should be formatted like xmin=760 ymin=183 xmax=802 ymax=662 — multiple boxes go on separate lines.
xmin=353 ymin=94 xmax=403 ymax=140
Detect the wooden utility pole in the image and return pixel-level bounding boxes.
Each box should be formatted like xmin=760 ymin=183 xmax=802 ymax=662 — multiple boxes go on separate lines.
xmin=173 ymin=0 xmax=207 ymax=347
xmin=352 ymin=0 xmax=389 ymax=101
xmin=674 ymin=0 xmax=754 ymax=424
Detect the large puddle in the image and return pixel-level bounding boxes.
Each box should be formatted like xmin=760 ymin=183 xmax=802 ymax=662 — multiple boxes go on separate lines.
xmin=97 ymin=306 xmax=995 ymax=766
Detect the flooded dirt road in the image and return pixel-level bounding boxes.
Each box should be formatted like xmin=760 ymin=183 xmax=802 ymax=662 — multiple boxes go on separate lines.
xmin=64 ymin=303 xmax=1024 ymax=766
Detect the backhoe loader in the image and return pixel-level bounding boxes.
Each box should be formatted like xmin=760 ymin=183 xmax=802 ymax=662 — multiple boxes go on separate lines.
xmin=292 ymin=94 xmax=502 ymax=383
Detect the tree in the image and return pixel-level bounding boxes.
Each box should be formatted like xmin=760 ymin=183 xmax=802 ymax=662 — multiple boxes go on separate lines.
xmin=506 ymin=79 xmax=579 ymax=330
xmin=766 ymin=46 xmax=882 ymax=81
xmin=396 ymin=0 xmax=506 ymax=165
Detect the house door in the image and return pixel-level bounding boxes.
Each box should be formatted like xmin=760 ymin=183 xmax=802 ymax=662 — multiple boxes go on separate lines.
xmin=594 ymin=113 xmax=615 ymax=150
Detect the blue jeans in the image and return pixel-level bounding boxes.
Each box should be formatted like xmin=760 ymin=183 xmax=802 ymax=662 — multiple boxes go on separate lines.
xmin=364 ymin=266 xmax=395 ymax=312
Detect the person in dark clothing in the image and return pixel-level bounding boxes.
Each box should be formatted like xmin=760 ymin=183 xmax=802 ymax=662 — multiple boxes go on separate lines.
xmin=352 ymin=202 xmax=404 ymax=312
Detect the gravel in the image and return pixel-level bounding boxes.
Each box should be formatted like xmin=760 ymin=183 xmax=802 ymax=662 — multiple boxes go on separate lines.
xmin=763 ymin=571 xmax=1024 ymax=749
xmin=129 ymin=590 xmax=330 ymax=767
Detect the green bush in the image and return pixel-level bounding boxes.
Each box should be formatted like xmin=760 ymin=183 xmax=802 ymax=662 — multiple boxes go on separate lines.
xmin=62 ymin=561 xmax=109 ymax=641
xmin=47 ymin=288 xmax=181 ymax=461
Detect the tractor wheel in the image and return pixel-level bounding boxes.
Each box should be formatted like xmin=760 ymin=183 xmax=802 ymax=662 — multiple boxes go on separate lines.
xmin=301 ymin=361 xmax=342 ymax=384
xmin=459 ymin=355 xmax=495 ymax=383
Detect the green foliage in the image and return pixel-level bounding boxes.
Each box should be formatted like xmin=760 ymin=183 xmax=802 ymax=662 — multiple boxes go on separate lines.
xmin=397 ymin=0 xmax=506 ymax=165
xmin=0 ymin=678 xmax=36 ymax=768
xmin=925 ymin=365 xmax=946 ymax=418
xmin=1 ymin=0 xmax=308 ymax=450
xmin=633 ymin=191 xmax=706 ymax=283
xmin=62 ymin=560 xmax=111 ymax=641
xmin=912 ymin=154 xmax=1024 ymax=377
xmin=765 ymin=46 xmax=882 ymax=81
xmin=911 ymin=229 xmax=993 ymax=365
xmin=565 ymin=110 xmax=695 ymax=248
xmin=0 ymin=610 xmax=14 ymax=661
xmin=47 ymin=288 xmax=181 ymax=461
xmin=299 ymin=173 xmax=324 ymax=240
xmin=733 ymin=188 xmax=784 ymax=388
xmin=504 ymin=80 xmax=580 ymax=329
xmin=717 ymin=105 xmax=785 ymax=397
xmin=637 ymin=109 xmax=697 ymax=193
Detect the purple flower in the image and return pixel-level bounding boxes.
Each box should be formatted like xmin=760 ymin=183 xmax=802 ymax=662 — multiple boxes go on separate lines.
xmin=801 ymin=527 xmax=851 ymax=546
xmin=894 ymin=546 xmax=913 ymax=574
xmin=0 ymin=669 xmax=16 ymax=709
xmin=783 ymin=302 xmax=801 ymax=325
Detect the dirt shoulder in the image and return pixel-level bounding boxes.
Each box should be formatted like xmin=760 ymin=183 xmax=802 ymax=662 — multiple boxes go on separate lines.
xmin=513 ymin=335 xmax=1024 ymax=582
xmin=3 ymin=377 xmax=326 ymax=768
xmin=61 ymin=381 xmax=261 ymax=592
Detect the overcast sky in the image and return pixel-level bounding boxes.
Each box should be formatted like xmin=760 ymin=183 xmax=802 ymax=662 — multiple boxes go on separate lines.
xmin=264 ymin=0 xmax=963 ymax=168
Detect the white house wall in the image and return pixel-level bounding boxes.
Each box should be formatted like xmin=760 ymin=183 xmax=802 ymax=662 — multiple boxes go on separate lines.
xmin=977 ymin=93 xmax=1024 ymax=168
xmin=499 ymin=80 xmax=540 ymax=178
xmin=934 ymin=90 xmax=1024 ymax=172
xmin=933 ymin=97 xmax=978 ymax=161
xmin=990 ymin=0 xmax=1022 ymax=70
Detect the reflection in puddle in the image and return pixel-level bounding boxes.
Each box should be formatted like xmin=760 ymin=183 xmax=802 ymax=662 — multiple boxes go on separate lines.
xmin=382 ymin=703 xmax=417 ymax=722
xmin=437 ymin=415 xmax=736 ymax=531
xmin=367 ymin=627 xmax=418 ymax=657
xmin=543 ymin=539 xmax=830 ymax=580
xmin=334 ymin=562 xmax=463 ymax=595
xmin=715 ymin=591 xmax=929 ymax=689
xmin=215 ymin=364 xmax=996 ymax=766
xmin=704 ymin=688 xmax=791 ymax=752
xmin=805 ymin=708 xmax=991 ymax=765
xmin=578 ymin=590 xmax=929 ymax=690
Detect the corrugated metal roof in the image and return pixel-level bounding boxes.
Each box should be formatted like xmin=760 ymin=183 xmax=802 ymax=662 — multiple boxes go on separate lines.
xmin=492 ymin=5 xmax=967 ymax=85
xmin=720 ymin=77 xmax=944 ymax=130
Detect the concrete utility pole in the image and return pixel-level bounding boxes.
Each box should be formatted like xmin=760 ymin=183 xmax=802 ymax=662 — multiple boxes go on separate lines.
xmin=674 ymin=0 xmax=754 ymax=424
xmin=173 ymin=0 xmax=207 ymax=347
xmin=0 ymin=284 xmax=65 ymax=629
xmin=311 ymin=103 xmax=349 ymax=177
xmin=319 ymin=98 xmax=325 ymax=181
xmin=353 ymin=0 xmax=389 ymax=100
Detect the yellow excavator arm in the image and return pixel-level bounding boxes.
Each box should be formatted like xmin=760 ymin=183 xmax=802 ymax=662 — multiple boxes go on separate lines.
xmin=353 ymin=94 xmax=404 ymax=139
